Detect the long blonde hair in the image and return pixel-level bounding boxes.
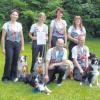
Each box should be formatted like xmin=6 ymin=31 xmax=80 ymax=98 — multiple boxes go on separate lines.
xmin=73 ymin=16 xmax=84 ymax=30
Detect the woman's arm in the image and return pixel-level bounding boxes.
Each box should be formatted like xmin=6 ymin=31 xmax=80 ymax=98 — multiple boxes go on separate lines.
xmin=29 ymin=32 xmax=37 ymax=41
xmin=20 ymin=30 xmax=24 ymax=51
xmin=64 ymin=27 xmax=67 ymax=47
xmin=1 ymin=29 xmax=6 ymax=54
xmin=49 ymin=27 xmax=53 ymax=48
xmin=73 ymin=58 xmax=83 ymax=74
xmin=67 ymin=32 xmax=78 ymax=44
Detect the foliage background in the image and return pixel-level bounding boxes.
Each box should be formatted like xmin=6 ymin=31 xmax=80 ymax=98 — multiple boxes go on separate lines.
xmin=0 ymin=0 xmax=100 ymax=41
xmin=0 ymin=1 xmax=100 ymax=99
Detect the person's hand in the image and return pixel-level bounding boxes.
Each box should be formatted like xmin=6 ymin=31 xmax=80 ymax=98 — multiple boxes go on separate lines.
xmin=32 ymin=37 xmax=37 ymax=41
xmin=80 ymin=68 xmax=84 ymax=74
xmin=21 ymin=47 xmax=24 ymax=52
xmin=48 ymin=43 xmax=51 ymax=48
xmin=2 ymin=49 xmax=6 ymax=55
xmin=73 ymin=39 xmax=78 ymax=44
xmin=45 ymin=74 xmax=49 ymax=82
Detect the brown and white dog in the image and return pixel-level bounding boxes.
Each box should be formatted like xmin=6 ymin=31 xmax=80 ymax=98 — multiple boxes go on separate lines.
xmin=63 ymin=60 xmax=74 ymax=80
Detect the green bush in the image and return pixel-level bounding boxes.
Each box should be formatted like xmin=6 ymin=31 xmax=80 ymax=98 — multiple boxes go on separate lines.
xmin=84 ymin=18 xmax=100 ymax=37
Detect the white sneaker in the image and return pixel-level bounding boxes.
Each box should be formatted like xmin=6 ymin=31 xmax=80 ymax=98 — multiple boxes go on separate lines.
xmin=80 ymin=82 xmax=82 ymax=85
xmin=57 ymin=83 xmax=62 ymax=87
xmin=13 ymin=78 xmax=18 ymax=82
xmin=89 ymin=84 xmax=92 ymax=87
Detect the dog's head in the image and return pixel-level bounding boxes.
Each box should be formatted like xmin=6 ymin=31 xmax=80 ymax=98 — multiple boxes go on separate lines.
xmin=89 ymin=53 xmax=96 ymax=60
xmin=37 ymin=57 xmax=43 ymax=65
xmin=89 ymin=57 xmax=99 ymax=71
xmin=36 ymin=66 xmax=43 ymax=75
xmin=19 ymin=56 xmax=27 ymax=63
xmin=91 ymin=58 xmax=99 ymax=65
xmin=89 ymin=53 xmax=100 ymax=65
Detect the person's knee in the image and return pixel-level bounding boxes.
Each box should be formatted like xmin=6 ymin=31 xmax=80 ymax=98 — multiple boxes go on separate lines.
xmin=59 ymin=66 xmax=66 ymax=73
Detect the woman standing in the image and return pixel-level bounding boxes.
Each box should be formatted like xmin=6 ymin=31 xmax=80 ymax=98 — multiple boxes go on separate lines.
xmin=68 ymin=16 xmax=86 ymax=61
xmin=49 ymin=7 xmax=67 ymax=47
xmin=1 ymin=9 xmax=24 ymax=82
xmin=29 ymin=12 xmax=48 ymax=73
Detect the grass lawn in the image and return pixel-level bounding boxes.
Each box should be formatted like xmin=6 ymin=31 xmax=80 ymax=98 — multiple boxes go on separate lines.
xmin=0 ymin=38 xmax=100 ymax=100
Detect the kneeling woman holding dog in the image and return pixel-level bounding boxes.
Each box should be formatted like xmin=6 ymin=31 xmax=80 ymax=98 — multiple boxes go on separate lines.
xmin=1 ymin=9 xmax=24 ymax=82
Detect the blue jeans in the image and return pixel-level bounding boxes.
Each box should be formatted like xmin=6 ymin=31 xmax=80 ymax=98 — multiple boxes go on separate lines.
xmin=47 ymin=65 xmax=66 ymax=84
xmin=2 ymin=40 xmax=21 ymax=81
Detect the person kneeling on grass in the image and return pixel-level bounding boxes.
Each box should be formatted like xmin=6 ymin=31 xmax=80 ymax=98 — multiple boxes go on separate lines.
xmin=45 ymin=38 xmax=67 ymax=86
xmin=72 ymin=34 xmax=89 ymax=81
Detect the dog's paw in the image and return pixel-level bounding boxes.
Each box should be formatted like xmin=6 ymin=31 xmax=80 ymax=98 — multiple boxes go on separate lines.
xmin=89 ymin=84 xmax=92 ymax=87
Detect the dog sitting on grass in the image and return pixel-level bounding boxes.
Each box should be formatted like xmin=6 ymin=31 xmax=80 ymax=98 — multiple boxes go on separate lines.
xmin=14 ymin=56 xmax=29 ymax=82
xmin=80 ymin=53 xmax=99 ymax=87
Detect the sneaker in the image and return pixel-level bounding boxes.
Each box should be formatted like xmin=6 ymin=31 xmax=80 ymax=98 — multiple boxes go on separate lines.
xmin=80 ymin=82 xmax=82 ymax=86
xmin=89 ymin=84 xmax=92 ymax=87
xmin=57 ymin=83 xmax=62 ymax=86
xmin=13 ymin=78 xmax=19 ymax=82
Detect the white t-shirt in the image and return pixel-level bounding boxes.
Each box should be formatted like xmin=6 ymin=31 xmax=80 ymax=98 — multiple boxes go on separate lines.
xmin=68 ymin=25 xmax=86 ymax=38
xmin=2 ymin=21 xmax=22 ymax=32
xmin=30 ymin=23 xmax=48 ymax=35
xmin=72 ymin=45 xmax=89 ymax=59
xmin=50 ymin=19 xmax=67 ymax=28
xmin=46 ymin=47 xmax=67 ymax=62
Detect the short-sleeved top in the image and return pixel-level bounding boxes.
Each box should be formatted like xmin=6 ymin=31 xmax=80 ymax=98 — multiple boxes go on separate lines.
xmin=50 ymin=19 xmax=67 ymax=37
xmin=68 ymin=25 xmax=86 ymax=39
xmin=30 ymin=23 xmax=48 ymax=45
xmin=30 ymin=23 xmax=48 ymax=36
xmin=2 ymin=21 xmax=22 ymax=43
xmin=46 ymin=47 xmax=67 ymax=64
xmin=72 ymin=45 xmax=89 ymax=68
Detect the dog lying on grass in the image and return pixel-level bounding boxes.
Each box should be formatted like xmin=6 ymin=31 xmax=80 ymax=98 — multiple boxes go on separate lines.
xmin=33 ymin=65 xmax=52 ymax=95
xmin=25 ymin=57 xmax=52 ymax=95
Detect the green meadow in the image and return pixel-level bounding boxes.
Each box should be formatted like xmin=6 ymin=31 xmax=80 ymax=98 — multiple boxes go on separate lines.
xmin=0 ymin=38 xmax=100 ymax=100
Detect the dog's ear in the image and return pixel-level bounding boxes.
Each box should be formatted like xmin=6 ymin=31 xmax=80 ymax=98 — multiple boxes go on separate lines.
xmin=24 ymin=55 xmax=27 ymax=61
xmin=91 ymin=52 xmax=96 ymax=58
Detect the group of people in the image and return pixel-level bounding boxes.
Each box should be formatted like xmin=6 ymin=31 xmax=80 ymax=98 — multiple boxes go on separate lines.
xmin=1 ymin=7 xmax=89 ymax=86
